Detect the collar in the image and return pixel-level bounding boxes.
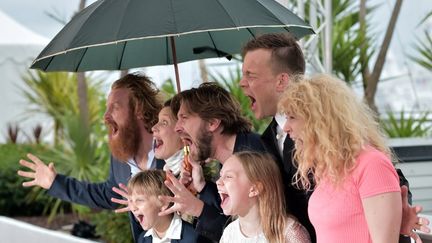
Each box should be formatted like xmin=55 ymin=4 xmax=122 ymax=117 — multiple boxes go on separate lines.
xmin=274 ymin=113 xmax=287 ymax=140
xmin=127 ymin=140 xmax=156 ymax=176
xmin=164 ymin=149 xmax=184 ymax=176
xmin=144 ymin=213 xmax=182 ymax=242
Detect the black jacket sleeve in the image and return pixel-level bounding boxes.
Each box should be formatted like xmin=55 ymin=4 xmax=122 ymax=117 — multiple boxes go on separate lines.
xmin=195 ymin=181 xmax=228 ymax=242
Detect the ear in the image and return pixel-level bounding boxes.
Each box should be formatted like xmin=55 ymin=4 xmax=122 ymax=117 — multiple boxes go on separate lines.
xmin=159 ymin=200 xmax=171 ymax=212
xmin=248 ymin=182 xmax=263 ymax=198
xmin=135 ymin=108 xmax=144 ymax=120
xmin=275 ymin=73 xmax=290 ymax=92
xmin=207 ymin=118 xmax=221 ymax=132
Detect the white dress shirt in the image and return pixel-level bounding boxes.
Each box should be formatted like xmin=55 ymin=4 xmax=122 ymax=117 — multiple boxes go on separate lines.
xmin=274 ymin=113 xmax=287 ymax=157
xmin=127 ymin=146 xmax=156 ymax=177
xmin=144 ymin=213 xmax=182 ymax=243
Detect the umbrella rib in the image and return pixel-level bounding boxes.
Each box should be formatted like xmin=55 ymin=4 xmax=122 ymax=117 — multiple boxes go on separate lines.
xmin=75 ymin=47 xmax=89 ymax=72
xmin=246 ymin=28 xmax=256 ymax=39
xmin=169 ymin=0 xmax=179 ymax=33
xmin=214 ymin=0 xmax=238 ymax=27
xmin=283 ymin=26 xmax=292 ymax=36
xmin=207 ymin=32 xmax=221 ymax=58
xmin=117 ymin=42 xmax=127 ymax=70
xmin=115 ymin=0 xmax=133 ymax=50
xmin=43 ymin=57 xmax=55 ymax=71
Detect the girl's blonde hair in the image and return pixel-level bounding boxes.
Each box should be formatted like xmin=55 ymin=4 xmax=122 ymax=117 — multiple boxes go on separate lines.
xmin=278 ymin=74 xmax=391 ymax=190
xmin=235 ymin=151 xmax=287 ymax=243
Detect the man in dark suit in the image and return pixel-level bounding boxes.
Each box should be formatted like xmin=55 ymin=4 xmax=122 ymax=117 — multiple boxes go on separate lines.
xmin=158 ymin=82 xmax=266 ymax=242
xmin=17 ymin=73 xmax=163 ymax=242
xmin=239 ymin=33 xmax=429 ymax=243
xmin=240 ymin=32 xmax=314 ymax=241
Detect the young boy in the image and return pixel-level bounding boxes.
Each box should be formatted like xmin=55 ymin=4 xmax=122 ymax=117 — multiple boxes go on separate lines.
xmin=128 ymin=170 xmax=198 ymax=243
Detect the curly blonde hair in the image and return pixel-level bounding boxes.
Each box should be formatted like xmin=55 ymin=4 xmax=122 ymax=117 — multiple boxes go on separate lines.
xmin=278 ymin=74 xmax=391 ymax=190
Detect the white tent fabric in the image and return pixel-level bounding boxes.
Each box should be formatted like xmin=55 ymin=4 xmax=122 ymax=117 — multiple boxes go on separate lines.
xmin=0 ymin=9 xmax=50 ymax=143
xmin=0 ymin=216 xmax=98 ymax=243
xmin=0 ymin=10 xmax=49 ymax=45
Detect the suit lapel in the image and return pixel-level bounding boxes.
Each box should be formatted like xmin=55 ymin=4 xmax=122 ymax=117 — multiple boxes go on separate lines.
xmin=282 ymin=135 xmax=296 ymax=177
xmin=261 ymin=119 xmax=283 ymax=163
xmin=261 ymin=119 xmax=297 ymax=178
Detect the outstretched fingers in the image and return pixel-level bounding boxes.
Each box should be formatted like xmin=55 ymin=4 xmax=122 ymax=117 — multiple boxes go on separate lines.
xmin=158 ymin=195 xmax=180 ymax=216
xmin=409 ymin=231 xmax=422 ymax=243
xmin=165 ymin=171 xmax=185 ymax=193
xmin=417 ymin=212 xmax=431 ymax=232
xmin=111 ymin=183 xmax=130 ymax=213
xmin=27 ymin=153 xmax=45 ymax=165
xmin=17 ymin=170 xmax=35 ymax=179
xmin=22 ymin=179 xmax=37 ymax=187
xmin=114 ymin=207 xmax=130 ymax=213
xmin=112 ymin=184 xmax=128 ymax=198
xmin=19 ymin=159 xmax=36 ymax=171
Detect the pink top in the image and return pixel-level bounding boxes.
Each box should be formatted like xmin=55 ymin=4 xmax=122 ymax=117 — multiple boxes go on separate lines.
xmin=308 ymin=146 xmax=401 ymax=243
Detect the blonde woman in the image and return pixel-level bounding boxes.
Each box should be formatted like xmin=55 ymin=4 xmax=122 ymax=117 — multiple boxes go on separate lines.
xmin=278 ymin=74 xmax=402 ymax=243
xmin=217 ymin=151 xmax=310 ymax=243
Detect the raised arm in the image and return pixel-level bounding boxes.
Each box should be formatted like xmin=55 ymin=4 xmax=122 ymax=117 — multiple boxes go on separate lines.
xmin=18 ymin=154 xmax=127 ymax=210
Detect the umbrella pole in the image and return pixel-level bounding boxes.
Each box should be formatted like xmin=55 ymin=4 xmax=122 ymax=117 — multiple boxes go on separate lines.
xmin=170 ymin=36 xmax=181 ymax=93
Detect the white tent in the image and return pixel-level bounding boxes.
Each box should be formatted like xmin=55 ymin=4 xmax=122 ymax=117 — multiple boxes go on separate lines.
xmin=0 ymin=9 xmax=50 ymax=143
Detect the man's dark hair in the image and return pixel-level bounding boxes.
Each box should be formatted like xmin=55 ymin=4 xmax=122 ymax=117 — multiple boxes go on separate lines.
xmin=112 ymin=73 xmax=162 ymax=133
xmin=171 ymin=82 xmax=251 ymax=134
xmin=242 ymin=33 xmax=305 ymax=75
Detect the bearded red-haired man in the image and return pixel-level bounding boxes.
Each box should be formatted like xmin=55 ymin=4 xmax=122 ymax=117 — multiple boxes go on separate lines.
xmin=18 ymin=73 xmax=163 ymax=242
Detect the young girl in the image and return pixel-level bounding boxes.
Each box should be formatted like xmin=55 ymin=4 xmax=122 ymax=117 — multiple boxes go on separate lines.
xmin=217 ymin=151 xmax=310 ymax=243
xmin=278 ymin=74 xmax=402 ymax=242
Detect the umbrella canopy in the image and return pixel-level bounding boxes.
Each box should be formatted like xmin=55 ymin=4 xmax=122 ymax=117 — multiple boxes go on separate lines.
xmin=31 ymin=0 xmax=314 ymax=91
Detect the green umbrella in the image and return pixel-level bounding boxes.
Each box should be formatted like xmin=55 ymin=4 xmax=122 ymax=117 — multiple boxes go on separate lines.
xmin=31 ymin=0 xmax=314 ymax=91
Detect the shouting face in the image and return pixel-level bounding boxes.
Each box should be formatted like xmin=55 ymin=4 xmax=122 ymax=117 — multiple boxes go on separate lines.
xmin=104 ymin=88 xmax=140 ymax=161
xmin=152 ymin=107 xmax=182 ymax=160
xmin=240 ymin=49 xmax=281 ymax=119
xmin=216 ymin=155 xmax=257 ymax=217
xmin=174 ymin=103 xmax=213 ymax=162
xmin=129 ymin=191 xmax=164 ymax=231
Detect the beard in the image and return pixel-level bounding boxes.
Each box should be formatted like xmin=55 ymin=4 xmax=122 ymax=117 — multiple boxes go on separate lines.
xmin=194 ymin=128 xmax=213 ymax=162
xmin=106 ymin=114 xmax=140 ymax=162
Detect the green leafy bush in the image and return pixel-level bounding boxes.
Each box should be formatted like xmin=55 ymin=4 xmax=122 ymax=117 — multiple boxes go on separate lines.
xmin=380 ymin=110 xmax=432 ymax=138
xmin=90 ymin=211 xmax=132 ymax=243
xmin=0 ymin=143 xmax=71 ymax=216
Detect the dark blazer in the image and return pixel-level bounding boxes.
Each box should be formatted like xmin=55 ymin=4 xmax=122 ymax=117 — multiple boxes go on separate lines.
xmin=48 ymin=154 xmax=164 ymax=242
xmin=261 ymin=119 xmax=315 ymax=242
xmin=138 ymin=220 xmax=199 ymax=243
xmin=195 ymin=132 xmax=266 ymax=242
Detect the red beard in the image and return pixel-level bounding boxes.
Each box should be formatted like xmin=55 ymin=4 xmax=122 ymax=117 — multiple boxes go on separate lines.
xmin=106 ymin=114 xmax=140 ymax=162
